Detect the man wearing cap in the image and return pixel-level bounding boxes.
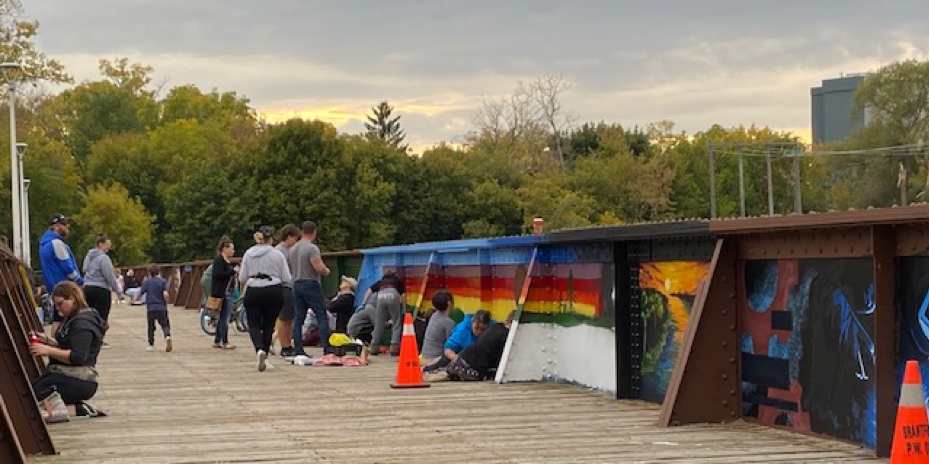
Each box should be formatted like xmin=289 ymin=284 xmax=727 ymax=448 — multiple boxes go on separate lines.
xmin=39 ymin=214 xmax=83 ymax=332
xmin=327 ymin=276 xmax=357 ymax=334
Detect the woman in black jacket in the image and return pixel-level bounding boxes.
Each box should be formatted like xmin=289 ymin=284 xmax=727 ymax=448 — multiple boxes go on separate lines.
xmin=30 ymin=281 xmax=108 ymax=420
xmin=210 ymin=236 xmax=237 ymax=349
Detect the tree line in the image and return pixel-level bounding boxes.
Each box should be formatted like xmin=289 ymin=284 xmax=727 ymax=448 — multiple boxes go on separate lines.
xmin=2 ymin=1 xmax=928 ymax=268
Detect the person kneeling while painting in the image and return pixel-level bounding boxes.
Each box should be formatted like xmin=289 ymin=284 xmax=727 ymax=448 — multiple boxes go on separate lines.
xmin=423 ymin=309 xmax=491 ymax=373
xmin=428 ymin=310 xmax=514 ymax=382
xmin=30 ymin=281 xmax=108 ymax=423
xmin=419 ymin=289 xmax=457 ymax=366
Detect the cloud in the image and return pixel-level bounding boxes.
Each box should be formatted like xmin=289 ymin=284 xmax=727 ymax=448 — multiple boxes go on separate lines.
xmin=26 ymin=0 xmax=929 ymax=147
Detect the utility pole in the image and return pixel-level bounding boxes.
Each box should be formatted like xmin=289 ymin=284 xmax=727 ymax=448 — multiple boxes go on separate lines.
xmin=3 ymin=64 xmax=23 ymax=261
xmin=792 ymin=146 xmax=802 ymax=214
xmin=738 ymin=146 xmax=746 ymax=217
xmin=765 ymin=147 xmax=774 ymax=216
xmin=709 ymin=143 xmax=717 ymax=218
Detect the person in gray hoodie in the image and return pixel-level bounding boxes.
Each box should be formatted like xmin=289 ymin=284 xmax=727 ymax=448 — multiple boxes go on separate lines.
xmin=82 ymin=235 xmax=123 ymax=329
xmin=239 ymin=226 xmax=292 ymax=371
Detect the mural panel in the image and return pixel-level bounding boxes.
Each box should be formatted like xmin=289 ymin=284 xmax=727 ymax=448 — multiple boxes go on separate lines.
xmin=740 ymin=259 xmax=876 ymax=448
xmin=639 ymin=261 xmax=709 ymax=403
xmin=897 ymin=257 xmax=929 ymax=412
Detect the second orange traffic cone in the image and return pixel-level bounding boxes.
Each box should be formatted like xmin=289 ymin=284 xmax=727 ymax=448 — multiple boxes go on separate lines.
xmin=390 ymin=313 xmax=430 ymax=389
xmin=891 ymin=360 xmax=929 ymax=463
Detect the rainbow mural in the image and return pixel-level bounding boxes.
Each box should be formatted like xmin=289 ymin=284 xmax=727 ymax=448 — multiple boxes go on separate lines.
xmin=393 ymin=262 xmax=609 ymax=323
xmin=358 ymin=240 xmax=613 ymax=324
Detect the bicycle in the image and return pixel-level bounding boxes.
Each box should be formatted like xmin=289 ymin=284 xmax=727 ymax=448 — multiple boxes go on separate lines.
xmin=199 ymin=295 xmax=248 ymax=335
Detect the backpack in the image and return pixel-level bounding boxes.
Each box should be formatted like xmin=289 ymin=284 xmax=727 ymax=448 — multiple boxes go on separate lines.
xmin=200 ymin=264 xmax=214 ymax=296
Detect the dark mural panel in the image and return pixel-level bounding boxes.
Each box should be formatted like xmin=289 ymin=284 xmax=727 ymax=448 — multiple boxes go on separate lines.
xmin=898 ymin=257 xmax=929 ymax=413
xmin=639 ymin=261 xmax=709 ymax=403
xmin=740 ymin=259 xmax=876 ymax=448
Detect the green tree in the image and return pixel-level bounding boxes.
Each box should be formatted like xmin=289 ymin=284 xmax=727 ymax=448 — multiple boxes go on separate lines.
xmin=517 ymin=174 xmax=596 ymax=232
xmin=0 ymin=0 xmax=71 ymax=86
xmin=162 ymin=162 xmax=257 ymax=262
xmin=365 ymin=101 xmax=406 ymax=149
xmin=854 ymin=60 xmax=929 ymax=144
xmin=74 ymin=184 xmax=154 ymax=266
xmin=254 ymin=119 xmax=348 ymax=250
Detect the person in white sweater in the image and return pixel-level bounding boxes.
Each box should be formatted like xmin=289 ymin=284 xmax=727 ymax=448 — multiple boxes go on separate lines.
xmin=239 ymin=226 xmax=292 ymax=371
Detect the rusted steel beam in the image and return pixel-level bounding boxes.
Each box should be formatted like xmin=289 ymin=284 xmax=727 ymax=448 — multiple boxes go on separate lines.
xmin=0 ymin=307 xmax=55 ymax=455
xmin=174 ymin=266 xmax=193 ymax=307
xmin=0 ymin=268 xmax=43 ymax=381
xmin=736 ymin=228 xmax=874 ymax=259
xmin=184 ymin=265 xmax=206 ymax=309
xmin=711 ymin=204 xmax=929 ymax=234
xmin=895 ymin=223 xmax=929 ymax=256
xmin=0 ymin=398 xmax=27 ymax=464
xmin=659 ymin=238 xmax=740 ymax=426
xmin=872 ymin=226 xmax=897 ymax=458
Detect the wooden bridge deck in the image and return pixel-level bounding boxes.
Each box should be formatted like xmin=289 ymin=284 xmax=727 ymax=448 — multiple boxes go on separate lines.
xmin=28 ymin=306 xmax=881 ymax=463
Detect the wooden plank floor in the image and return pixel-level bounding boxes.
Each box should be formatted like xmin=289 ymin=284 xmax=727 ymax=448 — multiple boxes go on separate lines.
xmin=28 ymin=306 xmax=882 ymax=463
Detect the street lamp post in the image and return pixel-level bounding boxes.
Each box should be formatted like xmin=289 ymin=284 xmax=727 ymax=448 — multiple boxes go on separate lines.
xmin=22 ymin=178 xmax=31 ymax=267
xmin=2 ymin=62 xmax=23 ymax=262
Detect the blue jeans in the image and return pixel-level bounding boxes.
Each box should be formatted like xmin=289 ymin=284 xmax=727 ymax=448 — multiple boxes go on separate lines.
xmin=293 ymin=280 xmax=329 ymax=354
xmin=215 ymin=292 xmax=233 ymax=344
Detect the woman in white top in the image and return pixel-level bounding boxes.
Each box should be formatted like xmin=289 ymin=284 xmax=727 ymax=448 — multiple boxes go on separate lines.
xmin=239 ymin=226 xmax=292 ymax=371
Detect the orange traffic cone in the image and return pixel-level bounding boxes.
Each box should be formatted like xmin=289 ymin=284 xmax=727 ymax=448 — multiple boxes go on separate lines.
xmin=390 ymin=313 xmax=430 ymax=389
xmin=891 ymin=360 xmax=929 ymax=463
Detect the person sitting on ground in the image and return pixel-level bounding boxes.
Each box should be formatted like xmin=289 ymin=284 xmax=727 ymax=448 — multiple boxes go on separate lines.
xmin=420 ymin=289 xmax=458 ymax=366
xmin=362 ymin=270 xmax=407 ymax=356
xmin=424 ymin=309 xmax=492 ymax=372
xmin=327 ymin=276 xmax=358 ymax=334
xmin=29 ymin=281 xmax=108 ymax=422
xmin=445 ymin=310 xmax=515 ymax=381
xmin=124 ymin=269 xmax=142 ymax=304
xmin=137 ymin=266 xmax=172 ymax=352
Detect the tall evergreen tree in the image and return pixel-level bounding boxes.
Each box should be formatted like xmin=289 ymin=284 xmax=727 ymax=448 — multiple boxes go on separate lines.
xmin=364 ymin=101 xmax=406 ymax=149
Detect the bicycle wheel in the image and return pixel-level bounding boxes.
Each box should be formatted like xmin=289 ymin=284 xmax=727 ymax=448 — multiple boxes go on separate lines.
xmin=200 ymin=308 xmax=218 ymax=335
xmin=234 ymin=299 xmax=249 ymax=332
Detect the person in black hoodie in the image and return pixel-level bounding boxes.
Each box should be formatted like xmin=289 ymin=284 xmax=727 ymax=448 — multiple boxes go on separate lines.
xmin=210 ymin=236 xmax=237 ymax=349
xmin=30 ymin=281 xmax=108 ymax=411
xmin=445 ymin=310 xmax=515 ymax=381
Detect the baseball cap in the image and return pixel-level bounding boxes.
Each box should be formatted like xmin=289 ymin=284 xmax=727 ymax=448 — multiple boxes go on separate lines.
xmin=50 ymin=213 xmax=69 ymax=226
xmin=340 ymin=276 xmax=358 ymax=291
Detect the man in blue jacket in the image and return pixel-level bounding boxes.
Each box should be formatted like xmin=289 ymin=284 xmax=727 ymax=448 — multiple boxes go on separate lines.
xmin=40 ymin=213 xmax=83 ymax=332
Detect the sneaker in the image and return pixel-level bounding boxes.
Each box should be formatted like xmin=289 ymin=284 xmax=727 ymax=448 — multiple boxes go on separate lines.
xmin=390 ymin=347 xmax=401 ymax=357
xmin=423 ymin=371 xmax=449 ymax=383
xmin=280 ymin=347 xmax=294 ymax=357
xmin=257 ymin=350 xmax=268 ymax=372
xmin=146 ymin=345 xmax=154 ymax=352
xmin=212 ymin=342 xmax=223 ymax=349
xmin=165 ymin=336 xmax=173 ymax=353
xmin=222 ymin=343 xmax=236 ymax=350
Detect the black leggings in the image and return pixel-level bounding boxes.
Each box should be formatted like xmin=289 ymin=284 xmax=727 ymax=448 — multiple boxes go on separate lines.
xmin=244 ymin=285 xmax=283 ymax=353
xmin=84 ymin=286 xmax=112 ymax=323
xmin=32 ymin=372 xmax=98 ymax=404
xmin=147 ymin=310 xmax=171 ymax=345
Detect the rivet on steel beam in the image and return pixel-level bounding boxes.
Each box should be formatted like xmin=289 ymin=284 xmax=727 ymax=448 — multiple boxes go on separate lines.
xmin=722 ymin=400 xmax=729 ymax=406
xmin=728 ymin=357 xmax=736 ymax=363
xmin=722 ymin=374 xmax=729 ymax=380
xmin=730 ymin=412 xmax=738 ymax=418
xmin=730 ymin=389 xmax=737 ymax=396
xmin=721 ymin=341 xmax=728 ymax=347
xmin=729 ymin=325 xmax=736 ymax=331
xmin=721 ymin=309 xmax=728 ymax=316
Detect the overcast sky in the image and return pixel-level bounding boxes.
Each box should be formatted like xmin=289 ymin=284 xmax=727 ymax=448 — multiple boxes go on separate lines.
xmin=27 ymin=1 xmax=928 ymax=150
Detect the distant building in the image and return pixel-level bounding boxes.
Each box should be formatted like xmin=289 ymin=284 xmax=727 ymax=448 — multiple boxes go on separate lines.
xmin=811 ymin=74 xmax=868 ymax=144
